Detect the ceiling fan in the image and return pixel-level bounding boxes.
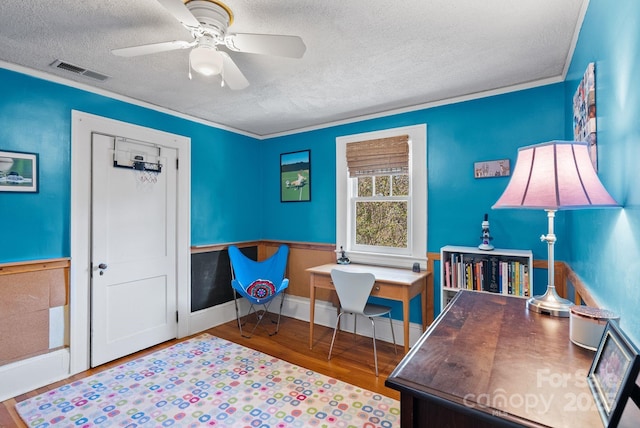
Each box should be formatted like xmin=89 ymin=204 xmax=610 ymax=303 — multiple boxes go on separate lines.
xmin=112 ymin=0 xmax=306 ymax=90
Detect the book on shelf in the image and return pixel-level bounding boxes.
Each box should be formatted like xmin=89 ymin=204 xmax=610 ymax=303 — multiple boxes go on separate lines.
xmin=487 ymin=257 xmax=499 ymax=293
xmin=444 ymin=251 xmax=530 ymax=297
xmin=444 ymin=260 xmax=451 ymax=288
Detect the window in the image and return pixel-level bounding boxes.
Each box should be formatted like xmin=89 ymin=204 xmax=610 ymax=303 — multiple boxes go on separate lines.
xmin=336 ymin=124 xmax=427 ymax=268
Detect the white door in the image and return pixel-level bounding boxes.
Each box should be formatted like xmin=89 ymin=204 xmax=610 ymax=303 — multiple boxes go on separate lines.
xmin=90 ymin=133 xmax=178 ymax=367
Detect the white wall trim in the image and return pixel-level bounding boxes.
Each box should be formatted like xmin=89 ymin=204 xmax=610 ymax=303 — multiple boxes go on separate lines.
xmin=70 ymin=110 xmax=191 ymax=375
xmin=189 ymin=300 xmax=240 ymax=335
xmin=0 ymin=294 xmax=418 ymax=401
xmin=0 ymin=61 xmax=258 ymax=139
xmin=195 ymin=294 xmax=423 ymax=348
xmin=562 ymin=0 xmax=591 ymax=80
xmin=263 ymin=77 xmax=562 ymax=139
xmin=336 ymin=124 xmax=428 ymax=270
xmin=1 ymin=60 xmax=562 ymax=140
xmin=281 ymin=294 xmax=422 ymax=347
xmin=0 ymin=349 xmax=70 ymax=402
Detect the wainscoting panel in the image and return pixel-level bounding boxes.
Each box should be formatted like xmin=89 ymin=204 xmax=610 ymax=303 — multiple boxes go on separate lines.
xmin=0 ymin=259 xmax=69 ymax=366
xmin=262 ymin=241 xmax=336 ymax=302
xmin=190 ymin=245 xmax=257 ymax=312
xmin=0 ymin=258 xmax=70 ymax=401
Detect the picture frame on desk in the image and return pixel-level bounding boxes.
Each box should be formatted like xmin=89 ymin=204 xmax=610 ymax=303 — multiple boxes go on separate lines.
xmin=587 ymin=320 xmax=640 ymax=427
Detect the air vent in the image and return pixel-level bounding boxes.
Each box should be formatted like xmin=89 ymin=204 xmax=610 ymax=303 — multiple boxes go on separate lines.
xmin=50 ymin=60 xmax=110 ymax=81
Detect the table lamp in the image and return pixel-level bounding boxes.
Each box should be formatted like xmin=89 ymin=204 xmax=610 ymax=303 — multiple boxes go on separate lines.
xmin=492 ymin=141 xmax=618 ymax=317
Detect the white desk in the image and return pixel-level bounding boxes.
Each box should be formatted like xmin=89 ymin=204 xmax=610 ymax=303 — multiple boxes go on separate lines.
xmin=307 ymin=263 xmax=430 ymax=353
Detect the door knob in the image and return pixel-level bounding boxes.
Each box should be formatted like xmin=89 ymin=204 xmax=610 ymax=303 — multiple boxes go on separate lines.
xmin=97 ymin=263 xmax=108 ymax=275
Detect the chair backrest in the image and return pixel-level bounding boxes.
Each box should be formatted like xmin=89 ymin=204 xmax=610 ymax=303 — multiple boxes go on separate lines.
xmin=229 ymin=245 xmax=289 ymax=289
xmin=330 ymin=269 xmax=376 ymax=314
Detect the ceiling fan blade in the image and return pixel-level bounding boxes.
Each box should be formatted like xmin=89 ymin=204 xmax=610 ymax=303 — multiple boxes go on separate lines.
xmin=220 ymin=52 xmax=249 ymax=90
xmin=225 ymin=33 xmax=306 ymax=58
xmin=112 ymin=40 xmax=194 ymax=57
xmin=156 ymin=0 xmax=201 ymax=29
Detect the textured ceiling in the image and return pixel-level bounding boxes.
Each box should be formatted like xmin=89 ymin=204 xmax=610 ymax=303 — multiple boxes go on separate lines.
xmin=0 ymin=0 xmax=587 ymax=137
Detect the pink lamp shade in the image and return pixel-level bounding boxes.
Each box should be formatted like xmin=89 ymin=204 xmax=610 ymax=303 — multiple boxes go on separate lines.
xmin=492 ymin=141 xmax=618 ymax=210
xmin=492 ymin=140 xmax=618 ymax=317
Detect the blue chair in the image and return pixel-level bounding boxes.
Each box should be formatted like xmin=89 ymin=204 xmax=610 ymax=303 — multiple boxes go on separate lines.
xmin=229 ymin=245 xmax=289 ymax=338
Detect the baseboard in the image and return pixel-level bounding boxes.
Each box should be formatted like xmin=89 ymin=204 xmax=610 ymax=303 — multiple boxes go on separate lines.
xmin=1 ymin=297 xmax=421 ymax=402
xmin=187 ymin=294 xmax=424 ymax=348
xmin=0 ymin=349 xmax=70 ymax=402
xmin=281 ymin=294 xmax=423 ymax=347
xmin=188 ymin=300 xmax=240 ymax=335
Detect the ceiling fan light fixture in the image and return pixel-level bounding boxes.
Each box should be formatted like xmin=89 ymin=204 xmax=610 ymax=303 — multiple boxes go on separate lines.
xmin=112 ymin=0 xmax=302 ymax=90
xmin=190 ymin=45 xmax=223 ymax=76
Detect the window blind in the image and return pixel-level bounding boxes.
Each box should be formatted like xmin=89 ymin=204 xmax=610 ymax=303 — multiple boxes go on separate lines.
xmin=345 ymin=135 xmax=409 ymax=177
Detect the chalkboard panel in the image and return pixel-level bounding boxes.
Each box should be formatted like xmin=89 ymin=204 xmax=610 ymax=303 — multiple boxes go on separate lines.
xmin=190 ymin=246 xmax=257 ymax=312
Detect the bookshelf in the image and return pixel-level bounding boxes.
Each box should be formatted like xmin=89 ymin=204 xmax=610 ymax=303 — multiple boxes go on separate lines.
xmin=440 ymin=245 xmax=533 ymax=309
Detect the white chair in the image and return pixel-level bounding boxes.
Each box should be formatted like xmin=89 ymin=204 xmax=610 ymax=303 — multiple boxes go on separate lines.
xmin=328 ymin=269 xmax=397 ymax=376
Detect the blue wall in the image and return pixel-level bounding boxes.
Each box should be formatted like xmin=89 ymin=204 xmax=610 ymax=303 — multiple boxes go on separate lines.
xmin=0 ymin=69 xmax=568 ymax=322
xmin=1 ymin=0 xmax=638 ymax=343
xmin=563 ymin=0 xmax=640 ymax=344
xmin=261 ymin=85 xmax=565 ymax=255
xmin=0 ymin=68 xmax=261 ymax=262
xmin=258 ymin=0 xmax=640 ymax=339
xmin=261 ymin=84 xmax=566 ymax=318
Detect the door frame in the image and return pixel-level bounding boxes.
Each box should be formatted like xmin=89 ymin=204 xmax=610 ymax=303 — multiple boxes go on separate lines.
xmin=70 ymin=110 xmax=191 ymax=374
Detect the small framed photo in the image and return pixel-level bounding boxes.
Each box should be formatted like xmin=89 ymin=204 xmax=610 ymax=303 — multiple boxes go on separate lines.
xmin=587 ymin=321 xmax=640 ymax=427
xmin=0 ymin=150 xmax=38 ymax=192
xmin=474 ymin=159 xmax=510 ymax=178
xmin=280 ymin=150 xmax=310 ymax=202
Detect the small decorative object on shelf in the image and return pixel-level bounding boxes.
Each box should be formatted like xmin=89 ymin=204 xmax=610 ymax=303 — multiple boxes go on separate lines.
xmin=478 ymin=213 xmax=494 ymax=251
xmin=337 ymin=246 xmax=350 ymax=265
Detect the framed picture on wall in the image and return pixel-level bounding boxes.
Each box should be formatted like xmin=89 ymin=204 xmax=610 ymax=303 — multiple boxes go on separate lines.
xmin=0 ymin=150 xmax=38 ymax=192
xmin=573 ymin=62 xmax=597 ymax=171
xmin=474 ymin=159 xmax=510 ymax=178
xmin=587 ymin=320 xmax=640 ymax=427
xmin=280 ymin=150 xmax=311 ymax=202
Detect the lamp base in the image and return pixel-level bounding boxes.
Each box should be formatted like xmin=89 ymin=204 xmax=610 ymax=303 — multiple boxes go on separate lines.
xmin=526 ymin=286 xmax=573 ymax=317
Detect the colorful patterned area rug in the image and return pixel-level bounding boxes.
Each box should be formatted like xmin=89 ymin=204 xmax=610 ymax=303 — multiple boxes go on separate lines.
xmin=16 ymin=334 xmax=400 ymax=427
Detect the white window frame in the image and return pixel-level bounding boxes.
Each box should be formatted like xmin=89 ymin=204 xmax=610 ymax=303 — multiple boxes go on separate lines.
xmin=336 ymin=124 xmax=427 ymax=269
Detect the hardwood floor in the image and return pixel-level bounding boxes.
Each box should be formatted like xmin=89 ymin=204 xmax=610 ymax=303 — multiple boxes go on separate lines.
xmin=0 ymin=316 xmax=404 ymax=427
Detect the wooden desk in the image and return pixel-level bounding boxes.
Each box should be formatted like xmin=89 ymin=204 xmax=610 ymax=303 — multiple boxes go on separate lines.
xmin=307 ymin=263 xmax=430 ymax=354
xmin=386 ymin=290 xmax=603 ymax=427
